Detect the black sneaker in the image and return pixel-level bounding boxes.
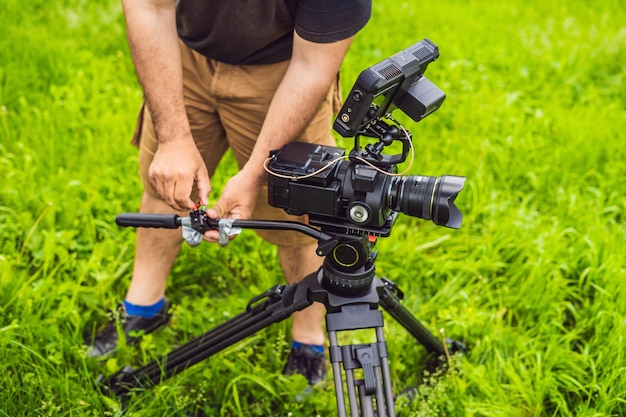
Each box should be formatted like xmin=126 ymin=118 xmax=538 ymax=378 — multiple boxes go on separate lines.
xmin=85 ymin=300 xmax=172 ymax=358
xmin=282 ymin=343 xmax=327 ymax=386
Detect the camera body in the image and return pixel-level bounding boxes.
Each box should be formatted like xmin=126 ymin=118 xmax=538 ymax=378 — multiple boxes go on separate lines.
xmin=267 ymin=39 xmax=465 ymax=235
xmin=267 ymin=142 xmax=398 ymax=235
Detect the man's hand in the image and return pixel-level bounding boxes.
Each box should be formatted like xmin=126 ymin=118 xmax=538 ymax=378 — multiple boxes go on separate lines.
xmin=149 ymin=139 xmax=211 ymax=211
xmin=203 ymin=169 xmax=263 ymax=244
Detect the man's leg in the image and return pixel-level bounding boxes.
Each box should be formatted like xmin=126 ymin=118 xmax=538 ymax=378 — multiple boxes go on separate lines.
xmin=84 ymin=191 xmax=183 ymax=357
xmin=278 ymin=242 xmax=328 ymax=386
xmin=86 ymin=41 xmax=228 ymax=357
xmin=214 ymin=60 xmax=342 ymax=384
xmin=125 ymin=191 xmax=185 ymax=306
xmin=125 ymin=44 xmax=229 ymax=308
xmin=278 ymin=243 xmax=326 ymax=346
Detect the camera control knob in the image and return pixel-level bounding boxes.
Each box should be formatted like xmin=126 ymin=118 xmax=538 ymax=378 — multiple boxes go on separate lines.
xmin=349 ymin=203 xmax=371 ymax=224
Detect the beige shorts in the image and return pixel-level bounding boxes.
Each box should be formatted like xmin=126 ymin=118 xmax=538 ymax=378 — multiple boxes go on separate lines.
xmin=133 ymin=41 xmax=342 ymax=247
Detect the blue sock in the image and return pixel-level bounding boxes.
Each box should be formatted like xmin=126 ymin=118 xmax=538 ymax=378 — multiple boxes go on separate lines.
xmin=292 ymin=341 xmax=324 ymax=354
xmin=123 ymin=298 xmax=165 ymax=318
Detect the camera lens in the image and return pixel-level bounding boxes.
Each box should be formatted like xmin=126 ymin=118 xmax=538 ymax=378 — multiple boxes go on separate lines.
xmin=389 ymin=175 xmax=466 ymax=229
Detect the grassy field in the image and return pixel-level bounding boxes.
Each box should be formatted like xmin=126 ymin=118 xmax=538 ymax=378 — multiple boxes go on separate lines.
xmin=1 ymin=0 xmax=625 ymax=415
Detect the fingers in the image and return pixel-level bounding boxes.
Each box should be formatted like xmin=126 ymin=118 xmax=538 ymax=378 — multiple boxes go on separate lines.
xmin=149 ymin=168 xmax=212 ymax=212
xmin=204 ymin=200 xmax=243 ymax=244
xmin=199 ymin=172 xmax=259 ymax=245
xmin=195 ymin=173 xmax=211 ymax=206
xmin=207 ymin=202 xmax=224 ymax=219
xmin=203 ymin=202 xmax=224 ymax=243
xmin=151 ymin=176 xmax=194 ymax=211
xmin=207 ymin=199 xmax=247 ymax=220
xmin=148 ymin=143 xmax=212 ymax=211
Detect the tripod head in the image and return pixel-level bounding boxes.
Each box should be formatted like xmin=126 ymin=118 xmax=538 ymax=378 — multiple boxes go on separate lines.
xmin=116 ymin=209 xmax=385 ymax=298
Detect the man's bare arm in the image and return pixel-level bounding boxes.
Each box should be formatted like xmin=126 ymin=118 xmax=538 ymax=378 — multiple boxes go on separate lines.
xmin=242 ymin=33 xmax=355 ymax=183
xmin=204 ymin=33 xmax=355 ymax=233
xmin=122 ymin=0 xmax=210 ymax=210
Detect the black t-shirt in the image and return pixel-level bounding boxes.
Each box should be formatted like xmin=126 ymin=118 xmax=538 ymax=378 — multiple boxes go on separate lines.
xmin=176 ymin=0 xmax=372 ymax=65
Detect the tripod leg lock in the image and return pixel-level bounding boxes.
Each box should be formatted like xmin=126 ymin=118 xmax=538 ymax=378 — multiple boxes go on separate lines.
xmin=246 ymin=284 xmax=285 ymax=312
xmin=355 ymin=346 xmax=377 ymax=396
xmin=381 ymin=277 xmax=404 ymax=300
xmin=331 ymin=343 xmax=384 ymax=397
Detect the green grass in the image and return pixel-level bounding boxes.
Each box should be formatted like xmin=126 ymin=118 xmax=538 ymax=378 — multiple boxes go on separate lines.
xmin=1 ymin=0 xmax=625 ymax=415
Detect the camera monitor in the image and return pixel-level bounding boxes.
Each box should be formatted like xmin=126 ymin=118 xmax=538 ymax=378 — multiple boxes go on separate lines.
xmin=334 ymin=38 xmax=445 ymax=137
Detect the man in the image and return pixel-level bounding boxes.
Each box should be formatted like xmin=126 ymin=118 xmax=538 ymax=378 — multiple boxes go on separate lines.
xmin=86 ymin=0 xmax=372 ymax=386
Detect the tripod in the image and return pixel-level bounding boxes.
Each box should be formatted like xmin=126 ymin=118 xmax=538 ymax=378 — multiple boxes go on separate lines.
xmin=101 ymin=212 xmax=461 ymax=417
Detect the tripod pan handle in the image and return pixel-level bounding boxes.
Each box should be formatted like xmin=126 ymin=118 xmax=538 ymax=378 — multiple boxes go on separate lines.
xmin=115 ymin=213 xmax=181 ymax=229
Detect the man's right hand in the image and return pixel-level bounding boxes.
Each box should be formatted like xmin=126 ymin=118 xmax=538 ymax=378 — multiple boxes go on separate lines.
xmin=148 ymin=138 xmax=211 ymax=211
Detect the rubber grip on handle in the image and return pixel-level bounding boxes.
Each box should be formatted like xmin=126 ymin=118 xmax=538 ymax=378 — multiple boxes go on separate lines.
xmin=115 ymin=213 xmax=181 ymax=229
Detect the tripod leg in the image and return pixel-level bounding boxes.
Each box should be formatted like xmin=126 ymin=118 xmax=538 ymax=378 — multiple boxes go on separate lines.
xmin=376 ymin=327 xmax=395 ymax=417
xmin=357 ymin=381 xmax=375 ymax=417
xmin=101 ymin=272 xmax=317 ymax=397
xmin=329 ymin=331 xmax=350 ymax=417
xmin=378 ymin=279 xmax=445 ymax=356
xmin=326 ymin=306 xmax=396 ymax=417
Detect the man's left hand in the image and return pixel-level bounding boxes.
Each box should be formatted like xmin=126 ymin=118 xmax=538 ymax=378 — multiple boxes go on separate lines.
xmin=203 ymin=169 xmax=262 ymax=244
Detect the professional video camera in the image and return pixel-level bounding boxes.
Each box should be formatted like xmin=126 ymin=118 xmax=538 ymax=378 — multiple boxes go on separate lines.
xmin=266 ymin=39 xmax=465 ymax=236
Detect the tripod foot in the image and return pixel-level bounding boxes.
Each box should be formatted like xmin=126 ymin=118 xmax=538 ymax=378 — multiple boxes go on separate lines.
xmin=446 ymin=338 xmax=467 ymax=355
xmin=96 ymin=365 xmax=136 ymax=398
